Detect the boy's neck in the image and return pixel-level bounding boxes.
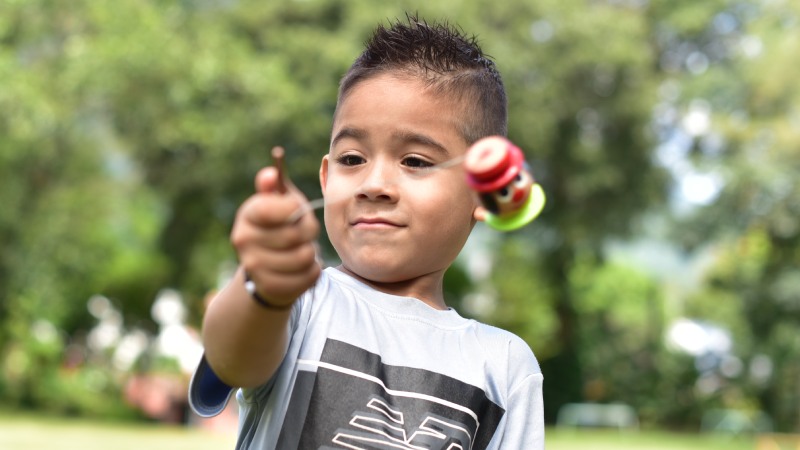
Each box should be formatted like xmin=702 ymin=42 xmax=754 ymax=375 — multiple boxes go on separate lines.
xmin=334 ymin=265 xmax=449 ymax=310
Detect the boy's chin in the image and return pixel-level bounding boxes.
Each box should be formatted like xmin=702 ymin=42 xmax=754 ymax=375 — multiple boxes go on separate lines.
xmin=339 ymin=264 xmax=399 ymax=284
xmin=339 ymin=262 xmax=437 ymax=286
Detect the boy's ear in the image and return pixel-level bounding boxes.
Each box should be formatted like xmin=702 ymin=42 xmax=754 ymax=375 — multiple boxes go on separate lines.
xmin=473 ymin=206 xmax=488 ymax=222
xmin=319 ymin=155 xmax=329 ymax=195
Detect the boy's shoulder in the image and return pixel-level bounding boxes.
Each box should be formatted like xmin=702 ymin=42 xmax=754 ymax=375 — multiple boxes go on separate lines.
xmin=311 ymin=267 xmax=541 ymax=374
xmin=469 ymin=318 xmax=542 ymax=373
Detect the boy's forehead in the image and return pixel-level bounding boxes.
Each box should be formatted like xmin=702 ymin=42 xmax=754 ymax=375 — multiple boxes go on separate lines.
xmin=333 ymin=73 xmax=472 ymax=146
xmin=338 ymin=72 xmax=454 ymax=106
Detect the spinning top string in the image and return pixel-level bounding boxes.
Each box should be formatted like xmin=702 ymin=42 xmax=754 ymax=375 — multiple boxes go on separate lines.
xmin=273 ymin=136 xmax=545 ymax=231
xmin=284 ymin=154 xmax=467 ymax=223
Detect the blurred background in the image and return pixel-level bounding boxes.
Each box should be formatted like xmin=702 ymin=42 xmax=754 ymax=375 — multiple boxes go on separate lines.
xmin=1 ymin=0 xmax=798 ymax=448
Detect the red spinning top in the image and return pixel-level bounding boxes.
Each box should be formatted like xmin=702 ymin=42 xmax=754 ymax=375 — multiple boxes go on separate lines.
xmin=464 ymin=136 xmax=525 ymax=193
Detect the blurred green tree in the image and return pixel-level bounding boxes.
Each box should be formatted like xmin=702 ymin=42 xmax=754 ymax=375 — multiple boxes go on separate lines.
xmin=461 ymin=0 xmax=671 ymax=423
xmin=0 ymin=1 xmax=170 ymax=412
xmin=0 ymin=0 xmax=672 ymax=420
xmin=1 ymin=0 xmax=794 ymax=430
xmin=664 ymin=0 xmax=800 ymax=430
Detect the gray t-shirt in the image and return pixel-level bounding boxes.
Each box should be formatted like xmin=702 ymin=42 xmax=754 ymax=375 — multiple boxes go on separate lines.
xmin=192 ymin=267 xmax=544 ymax=449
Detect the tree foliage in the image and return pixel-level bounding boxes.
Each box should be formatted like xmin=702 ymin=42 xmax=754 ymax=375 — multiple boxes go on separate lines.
xmin=0 ymin=0 xmax=796 ymax=430
xmin=657 ymin=0 xmax=800 ymax=431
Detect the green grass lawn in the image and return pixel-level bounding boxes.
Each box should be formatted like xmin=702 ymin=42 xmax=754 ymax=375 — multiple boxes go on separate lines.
xmin=0 ymin=414 xmax=236 ymax=450
xmin=0 ymin=413 xmax=757 ymax=450
xmin=547 ymin=428 xmax=755 ymax=450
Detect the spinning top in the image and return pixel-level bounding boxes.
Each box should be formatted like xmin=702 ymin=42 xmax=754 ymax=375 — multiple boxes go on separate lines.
xmin=465 ymin=136 xmax=546 ymax=231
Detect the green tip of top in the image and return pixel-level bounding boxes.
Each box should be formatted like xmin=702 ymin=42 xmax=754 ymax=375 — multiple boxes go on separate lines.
xmin=484 ymin=184 xmax=546 ymax=232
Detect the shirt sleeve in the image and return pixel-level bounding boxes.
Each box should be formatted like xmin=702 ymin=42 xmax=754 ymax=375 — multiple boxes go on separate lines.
xmin=496 ymin=371 xmax=545 ymax=449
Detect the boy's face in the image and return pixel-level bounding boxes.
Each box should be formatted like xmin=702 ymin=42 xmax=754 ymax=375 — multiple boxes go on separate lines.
xmin=320 ymin=73 xmax=480 ymax=289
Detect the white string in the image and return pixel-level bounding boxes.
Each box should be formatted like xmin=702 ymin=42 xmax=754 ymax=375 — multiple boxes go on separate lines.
xmin=286 ymin=154 xmax=467 ymax=223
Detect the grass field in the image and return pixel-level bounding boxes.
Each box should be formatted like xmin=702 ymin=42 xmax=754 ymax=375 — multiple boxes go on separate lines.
xmin=0 ymin=413 xmax=757 ymax=450
xmin=547 ymin=428 xmax=755 ymax=450
xmin=0 ymin=414 xmax=236 ymax=450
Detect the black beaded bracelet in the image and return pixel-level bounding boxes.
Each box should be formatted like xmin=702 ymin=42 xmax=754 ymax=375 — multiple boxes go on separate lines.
xmin=243 ymin=272 xmax=294 ymax=311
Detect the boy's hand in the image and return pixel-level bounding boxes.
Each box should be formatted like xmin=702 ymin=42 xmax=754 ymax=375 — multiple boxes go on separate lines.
xmin=231 ymin=165 xmax=321 ymax=307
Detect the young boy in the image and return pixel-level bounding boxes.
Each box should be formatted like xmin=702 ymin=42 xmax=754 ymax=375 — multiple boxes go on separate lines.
xmin=190 ymin=15 xmax=544 ymax=449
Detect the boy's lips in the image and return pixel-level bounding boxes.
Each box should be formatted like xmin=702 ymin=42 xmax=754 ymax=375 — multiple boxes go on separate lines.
xmin=351 ymin=217 xmax=405 ymax=228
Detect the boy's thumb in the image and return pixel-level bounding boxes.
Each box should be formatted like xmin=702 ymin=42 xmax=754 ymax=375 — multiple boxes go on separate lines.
xmin=255 ymin=146 xmax=292 ymax=194
xmin=254 ymin=166 xmax=282 ymax=193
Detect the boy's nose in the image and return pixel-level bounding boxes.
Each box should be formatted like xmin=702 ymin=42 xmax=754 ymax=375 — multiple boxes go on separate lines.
xmin=356 ymin=161 xmax=398 ymax=202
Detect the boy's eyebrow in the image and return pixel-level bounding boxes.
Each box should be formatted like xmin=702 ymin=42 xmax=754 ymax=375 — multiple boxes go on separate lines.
xmin=391 ymin=129 xmax=450 ymax=157
xmin=331 ymin=127 xmax=367 ymax=147
xmin=331 ymin=127 xmax=451 ymax=158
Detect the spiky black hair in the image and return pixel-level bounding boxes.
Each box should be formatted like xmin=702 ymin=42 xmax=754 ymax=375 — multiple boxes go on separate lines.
xmin=336 ymin=13 xmax=507 ymax=143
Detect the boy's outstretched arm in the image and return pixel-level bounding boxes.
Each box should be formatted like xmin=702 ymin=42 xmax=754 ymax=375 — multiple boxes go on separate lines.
xmin=201 ymin=164 xmax=320 ymax=388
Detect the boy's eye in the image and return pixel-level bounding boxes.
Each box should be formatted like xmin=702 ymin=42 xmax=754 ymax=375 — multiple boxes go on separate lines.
xmin=336 ymin=154 xmax=365 ymax=166
xmin=402 ymin=156 xmax=434 ymax=168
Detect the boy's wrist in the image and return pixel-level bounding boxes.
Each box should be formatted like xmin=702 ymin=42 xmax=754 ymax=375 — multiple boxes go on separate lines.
xmin=243 ymin=272 xmax=295 ymax=311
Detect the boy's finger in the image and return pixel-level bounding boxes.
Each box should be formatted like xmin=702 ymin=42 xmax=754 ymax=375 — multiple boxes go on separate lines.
xmin=239 ymin=196 xmax=320 ymax=240
xmin=241 ymin=243 xmax=319 ymax=275
xmin=236 ymin=215 xmax=319 ymax=250
xmin=244 ymin=264 xmax=321 ymax=305
xmin=255 ymin=167 xmax=281 ymax=194
xmin=255 ymin=147 xmax=293 ymax=194
xmin=255 ymin=165 xmax=304 ymax=203
xmin=240 ymin=193 xmax=302 ymax=227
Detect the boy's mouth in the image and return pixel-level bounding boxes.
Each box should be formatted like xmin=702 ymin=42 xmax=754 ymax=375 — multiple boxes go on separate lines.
xmin=351 ymin=217 xmax=405 ymax=228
